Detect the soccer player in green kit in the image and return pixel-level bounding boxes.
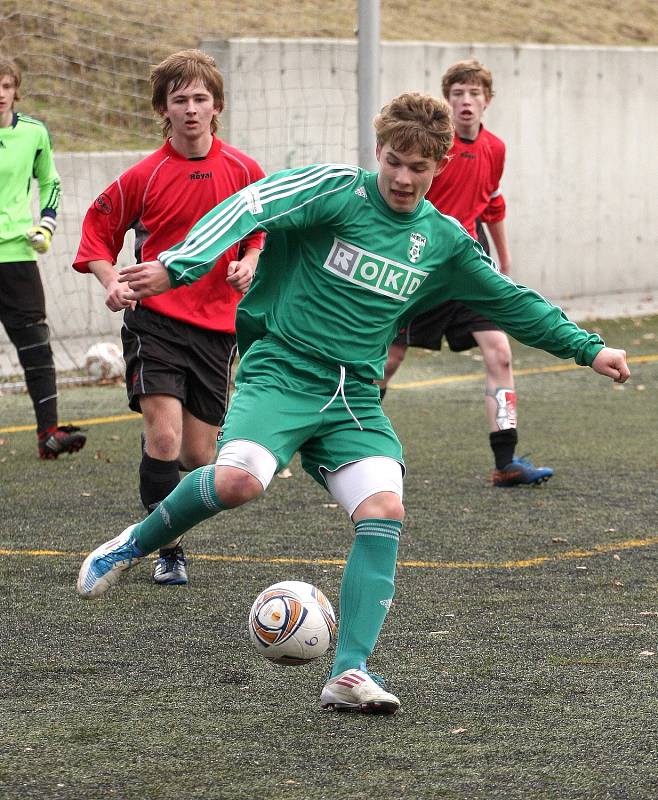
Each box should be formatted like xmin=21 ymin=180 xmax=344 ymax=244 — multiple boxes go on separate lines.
xmin=77 ymin=92 xmax=630 ymax=715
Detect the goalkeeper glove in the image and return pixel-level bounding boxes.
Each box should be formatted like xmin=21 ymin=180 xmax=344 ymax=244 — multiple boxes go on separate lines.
xmin=26 ymin=216 xmax=57 ymax=254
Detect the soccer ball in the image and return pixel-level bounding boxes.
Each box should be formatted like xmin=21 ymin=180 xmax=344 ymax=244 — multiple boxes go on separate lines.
xmin=83 ymin=341 xmax=124 ymax=380
xmin=248 ymin=580 xmax=337 ymax=666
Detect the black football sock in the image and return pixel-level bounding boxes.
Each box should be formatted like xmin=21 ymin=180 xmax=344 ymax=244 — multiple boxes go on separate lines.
xmin=139 ymin=451 xmax=181 ymax=511
xmin=489 ymin=429 xmax=518 ymax=470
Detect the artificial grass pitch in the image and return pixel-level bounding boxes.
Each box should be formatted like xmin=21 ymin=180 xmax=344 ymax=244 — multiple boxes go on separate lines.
xmin=0 ymin=315 xmax=656 ymax=800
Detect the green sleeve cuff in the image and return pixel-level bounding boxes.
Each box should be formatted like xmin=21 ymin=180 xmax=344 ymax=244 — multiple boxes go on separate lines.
xmin=165 ymin=264 xmax=184 ymax=288
xmin=576 ymin=338 xmax=605 ymax=367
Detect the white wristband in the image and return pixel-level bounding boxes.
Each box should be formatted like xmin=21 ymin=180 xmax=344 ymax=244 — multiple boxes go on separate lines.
xmin=39 ymin=216 xmax=57 ymax=235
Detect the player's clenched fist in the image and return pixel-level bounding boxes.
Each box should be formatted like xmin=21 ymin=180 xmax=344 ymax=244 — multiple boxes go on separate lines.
xmin=227 ymin=257 xmax=256 ymax=294
xmin=591 ymin=347 xmax=630 ymax=383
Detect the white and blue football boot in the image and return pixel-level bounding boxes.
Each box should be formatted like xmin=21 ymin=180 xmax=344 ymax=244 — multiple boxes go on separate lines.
xmin=77 ymin=525 xmax=144 ymax=598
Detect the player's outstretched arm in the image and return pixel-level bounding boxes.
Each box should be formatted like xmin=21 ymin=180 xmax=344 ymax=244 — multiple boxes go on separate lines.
xmin=118 ymin=260 xmax=171 ymax=300
xmin=591 ymin=347 xmax=630 ymax=383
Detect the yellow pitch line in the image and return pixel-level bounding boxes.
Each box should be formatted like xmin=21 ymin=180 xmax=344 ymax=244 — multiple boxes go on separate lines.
xmin=1 ymin=534 xmax=656 ymax=571
xmin=1 ymin=354 xmax=655 ymax=434
xmin=398 ymin=535 xmax=658 ymax=568
xmin=0 ymin=413 xmax=140 ymax=435
xmin=390 ymin=353 xmax=658 ymax=390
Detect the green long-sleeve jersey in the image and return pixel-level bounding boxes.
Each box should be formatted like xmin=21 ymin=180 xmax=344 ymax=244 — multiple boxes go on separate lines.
xmin=0 ymin=112 xmax=61 ymax=263
xmin=159 ymin=164 xmax=604 ymax=381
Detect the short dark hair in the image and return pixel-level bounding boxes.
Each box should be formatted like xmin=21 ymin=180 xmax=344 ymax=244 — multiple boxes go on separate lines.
xmin=150 ymin=49 xmax=224 ymax=138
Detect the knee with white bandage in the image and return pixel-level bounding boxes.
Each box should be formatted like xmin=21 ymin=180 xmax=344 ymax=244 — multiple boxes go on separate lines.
xmin=216 ymin=440 xmax=279 ymax=492
xmin=323 ymin=457 xmax=404 ymax=517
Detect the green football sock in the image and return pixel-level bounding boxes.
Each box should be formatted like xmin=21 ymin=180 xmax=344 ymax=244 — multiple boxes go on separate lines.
xmin=330 ymin=518 xmax=401 ymax=678
xmin=132 ymin=465 xmax=225 ymax=554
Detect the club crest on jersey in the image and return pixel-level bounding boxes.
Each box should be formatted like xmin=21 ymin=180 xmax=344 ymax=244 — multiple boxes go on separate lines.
xmin=408 ymin=232 xmax=426 ymax=264
xmin=94 ymin=192 xmax=113 ymax=215
xmin=324 ymin=238 xmax=429 ymax=302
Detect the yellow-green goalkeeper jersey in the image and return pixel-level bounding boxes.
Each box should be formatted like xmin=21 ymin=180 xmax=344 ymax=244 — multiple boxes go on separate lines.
xmin=0 ymin=112 xmax=61 ymax=263
xmin=159 ymin=164 xmax=604 ymax=381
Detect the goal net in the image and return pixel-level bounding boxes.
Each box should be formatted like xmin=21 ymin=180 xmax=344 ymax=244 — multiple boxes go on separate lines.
xmin=0 ymin=0 xmax=358 ymax=385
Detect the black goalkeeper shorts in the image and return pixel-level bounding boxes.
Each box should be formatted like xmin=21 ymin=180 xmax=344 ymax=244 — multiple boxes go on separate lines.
xmin=0 ymin=261 xmax=46 ymax=330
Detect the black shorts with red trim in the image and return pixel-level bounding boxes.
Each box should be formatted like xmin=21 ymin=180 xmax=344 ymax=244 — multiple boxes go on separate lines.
xmin=121 ymin=304 xmax=237 ymax=426
xmin=394 ymin=300 xmax=501 ymax=352
xmin=393 ymin=218 xmax=500 ymax=352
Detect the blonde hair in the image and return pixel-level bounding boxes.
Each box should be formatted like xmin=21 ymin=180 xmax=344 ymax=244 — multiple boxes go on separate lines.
xmin=374 ymin=92 xmax=454 ymax=161
xmin=0 ymin=55 xmax=22 ymax=103
xmin=442 ymin=59 xmax=494 ymax=101
xmin=150 ymin=49 xmax=224 ymax=138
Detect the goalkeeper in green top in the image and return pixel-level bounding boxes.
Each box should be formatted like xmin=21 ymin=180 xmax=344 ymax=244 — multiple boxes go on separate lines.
xmin=0 ymin=55 xmax=86 ymax=459
xmin=77 ymin=91 xmax=629 ymax=714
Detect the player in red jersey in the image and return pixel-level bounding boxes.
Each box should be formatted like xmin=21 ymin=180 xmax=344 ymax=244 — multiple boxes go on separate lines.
xmin=379 ymin=59 xmax=553 ymax=488
xmin=74 ymin=50 xmax=265 ymax=584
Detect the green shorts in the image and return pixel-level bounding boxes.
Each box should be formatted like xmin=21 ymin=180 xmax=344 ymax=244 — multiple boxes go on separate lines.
xmin=220 ymin=337 xmax=405 ymax=487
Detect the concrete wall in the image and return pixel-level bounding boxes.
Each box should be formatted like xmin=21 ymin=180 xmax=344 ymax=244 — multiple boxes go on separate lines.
xmin=1 ymin=40 xmax=656 ymax=375
xmin=211 ymin=39 xmax=657 ymax=304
